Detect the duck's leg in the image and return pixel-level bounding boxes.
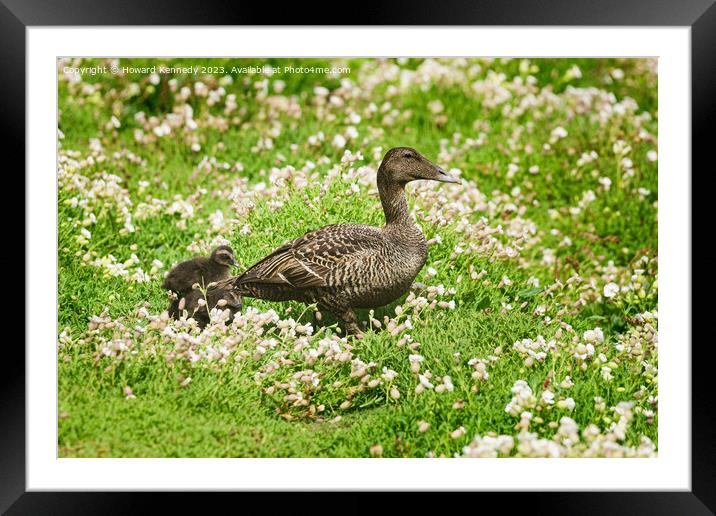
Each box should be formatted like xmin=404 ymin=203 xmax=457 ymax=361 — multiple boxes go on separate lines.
xmin=338 ymin=307 xmax=364 ymax=339
xmin=316 ymin=303 xmax=363 ymax=339
xmin=167 ymin=291 xmax=180 ymax=319
xmin=168 ymin=297 xmax=181 ymax=319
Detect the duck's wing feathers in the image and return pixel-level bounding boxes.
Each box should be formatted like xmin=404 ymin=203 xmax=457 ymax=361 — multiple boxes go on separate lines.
xmin=236 ymin=225 xmax=382 ymax=289
xmin=236 ymin=241 xmax=331 ymax=289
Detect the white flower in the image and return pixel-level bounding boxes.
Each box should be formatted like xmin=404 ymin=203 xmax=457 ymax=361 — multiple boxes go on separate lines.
xmin=418 ymin=374 xmax=434 ymax=389
xmin=583 ymin=328 xmax=604 ymax=344
xmin=505 ymin=380 xmax=536 ymax=416
xmin=601 ymin=366 xmax=614 ymax=381
xmin=541 ymin=389 xmax=555 ymax=405
xmin=557 ymin=398 xmax=576 ymax=411
xmin=594 ymin=396 xmax=606 ymax=412
xmin=427 ymin=100 xmax=444 ymax=114
xmin=603 ymin=282 xmax=620 ymax=298
xmin=551 ymin=126 xmax=568 ymax=139
xmin=332 ymin=134 xmax=347 ymax=149
xmin=462 ymin=434 xmax=514 ymax=458
xmin=542 ymin=248 xmax=556 ymax=265
xmin=442 ymin=376 xmax=454 ymax=392
xmin=559 ymin=376 xmax=574 ymax=389
xmin=313 ymin=86 xmax=329 ymax=97
xmin=450 ymin=426 xmax=466 ymax=439
xmin=565 ymin=65 xmax=582 ymax=80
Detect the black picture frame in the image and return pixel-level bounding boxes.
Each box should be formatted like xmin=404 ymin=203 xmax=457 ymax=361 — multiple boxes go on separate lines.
xmin=4 ymin=1 xmax=711 ymax=513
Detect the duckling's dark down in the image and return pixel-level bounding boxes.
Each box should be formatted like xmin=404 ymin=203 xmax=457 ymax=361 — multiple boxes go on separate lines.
xmin=170 ymin=285 xmax=243 ymax=329
xmin=162 ymin=245 xmax=236 ymax=297
xmin=229 ymin=147 xmax=459 ymax=336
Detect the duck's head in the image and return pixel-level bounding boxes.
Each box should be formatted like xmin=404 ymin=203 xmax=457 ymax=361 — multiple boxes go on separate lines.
xmin=210 ymin=245 xmax=237 ymax=267
xmin=379 ymin=147 xmax=460 ymax=185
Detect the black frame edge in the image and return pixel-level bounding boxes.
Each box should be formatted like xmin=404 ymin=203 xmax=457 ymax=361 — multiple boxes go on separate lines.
xmin=1 ymin=0 xmax=716 ymax=26
xmin=3 ymin=492 xmax=716 ymax=515
xmin=5 ymin=0 xmax=714 ymax=513
xmin=0 ymin=0 xmax=26 ymax=514
xmin=691 ymin=0 xmax=716 ymax=512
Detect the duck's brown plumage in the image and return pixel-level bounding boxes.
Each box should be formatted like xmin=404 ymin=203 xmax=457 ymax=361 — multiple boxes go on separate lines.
xmin=230 ymin=147 xmax=459 ymax=335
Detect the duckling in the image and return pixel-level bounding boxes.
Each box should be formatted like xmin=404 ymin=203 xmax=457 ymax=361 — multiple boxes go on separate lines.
xmin=230 ymin=147 xmax=459 ymax=336
xmin=162 ymin=245 xmax=236 ymax=298
xmin=172 ymin=284 xmax=243 ymax=329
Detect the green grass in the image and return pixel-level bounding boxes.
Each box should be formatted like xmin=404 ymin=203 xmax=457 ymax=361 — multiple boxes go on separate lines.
xmin=57 ymin=57 xmax=658 ymax=457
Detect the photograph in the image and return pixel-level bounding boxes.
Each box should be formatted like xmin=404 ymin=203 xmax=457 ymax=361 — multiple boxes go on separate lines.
xmin=56 ymin=56 xmax=659 ymax=459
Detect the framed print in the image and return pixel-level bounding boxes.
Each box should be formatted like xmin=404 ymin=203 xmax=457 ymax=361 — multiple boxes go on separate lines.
xmin=4 ymin=0 xmax=713 ymax=513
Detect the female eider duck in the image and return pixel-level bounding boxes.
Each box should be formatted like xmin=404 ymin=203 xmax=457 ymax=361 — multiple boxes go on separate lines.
xmin=230 ymin=147 xmax=459 ymax=336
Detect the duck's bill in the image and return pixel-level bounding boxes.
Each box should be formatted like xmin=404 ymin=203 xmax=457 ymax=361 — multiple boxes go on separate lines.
xmin=434 ymin=167 xmax=461 ymax=184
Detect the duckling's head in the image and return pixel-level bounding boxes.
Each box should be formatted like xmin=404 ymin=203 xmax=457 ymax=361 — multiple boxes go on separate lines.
xmin=379 ymin=147 xmax=460 ymax=185
xmin=210 ymin=245 xmax=237 ymax=267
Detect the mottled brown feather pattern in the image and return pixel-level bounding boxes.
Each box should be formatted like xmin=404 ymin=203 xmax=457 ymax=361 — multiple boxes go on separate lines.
xmin=230 ymin=147 xmax=459 ymax=335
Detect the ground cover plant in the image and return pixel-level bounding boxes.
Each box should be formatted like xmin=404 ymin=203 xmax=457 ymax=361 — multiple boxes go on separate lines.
xmin=58 ymin=57 xmax=658 ymax=458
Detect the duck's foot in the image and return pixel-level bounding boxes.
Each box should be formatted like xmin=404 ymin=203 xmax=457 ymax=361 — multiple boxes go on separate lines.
xmin=346 ymin=322 xmax=365 ymax=340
